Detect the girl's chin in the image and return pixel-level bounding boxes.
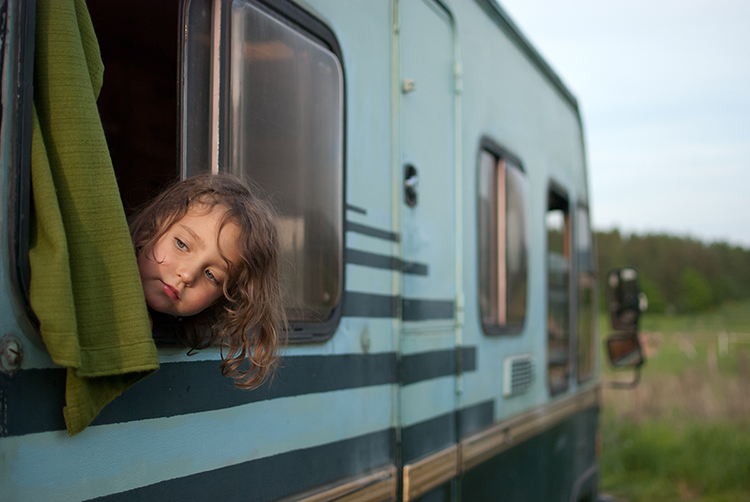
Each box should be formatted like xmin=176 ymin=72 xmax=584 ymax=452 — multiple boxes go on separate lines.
xmin=145 ymin=296 xmax=179 ymax=317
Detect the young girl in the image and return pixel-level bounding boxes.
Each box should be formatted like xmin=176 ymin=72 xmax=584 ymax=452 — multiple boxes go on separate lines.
xmin=129 ymin=173 xmax=285 ymax=389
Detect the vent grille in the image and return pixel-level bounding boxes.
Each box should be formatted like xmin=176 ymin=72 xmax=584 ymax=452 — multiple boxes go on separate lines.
xmin=503 ymin=355 xmax=535 ymax=397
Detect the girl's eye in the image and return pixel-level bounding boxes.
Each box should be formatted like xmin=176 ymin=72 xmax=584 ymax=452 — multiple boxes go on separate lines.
xmin=175 ymin=238 xmax=188 ymax=250
xmin=205 ymin=270 xmax=218 ymax=284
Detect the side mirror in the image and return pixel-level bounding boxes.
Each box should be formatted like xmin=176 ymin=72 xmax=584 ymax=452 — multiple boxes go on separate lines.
xmin=607 ymin=268 xmax=646 ymax=331
xmin=606 ymin=267 xmax=647 ymax=388
xmin=606 ymin=333 xmax=644 ymax=368
xmin=605 ymin=332 xmax=644 ymax=388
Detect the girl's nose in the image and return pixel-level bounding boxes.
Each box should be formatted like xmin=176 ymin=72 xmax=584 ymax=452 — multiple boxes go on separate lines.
xmin=177 ymin=263 xmax=199 ymax=285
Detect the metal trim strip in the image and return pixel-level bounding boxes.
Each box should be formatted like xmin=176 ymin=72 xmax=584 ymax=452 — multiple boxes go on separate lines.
xmin=399 ymin=387 xmax=599 ymax=499
xmin=461 ymin=386 xmax=599 ymax=471
xmin=402 ymin=445 xmax=458 ymax=502
xmin=281 ymin=466 xmax=397 ymax=502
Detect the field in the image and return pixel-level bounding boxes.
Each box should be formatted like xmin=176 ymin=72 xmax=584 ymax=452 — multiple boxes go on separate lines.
xmin=599 ymin=299 xmax=750 ymax=502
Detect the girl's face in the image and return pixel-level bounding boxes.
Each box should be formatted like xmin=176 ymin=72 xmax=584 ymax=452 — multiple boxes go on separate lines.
xmin=137 ymin=204 xmax=240 ymax=317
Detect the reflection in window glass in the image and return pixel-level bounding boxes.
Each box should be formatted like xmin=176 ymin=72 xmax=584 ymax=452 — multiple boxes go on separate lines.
xmin=577 ymin=206 xmax=596 ymax=382
xmin=227 ymin=1 xmax=343 ymax=323
xmin=478 ymin=149 xmax=528 ymax=334
xmin=547 ymin=189 xmax=570 ymax=396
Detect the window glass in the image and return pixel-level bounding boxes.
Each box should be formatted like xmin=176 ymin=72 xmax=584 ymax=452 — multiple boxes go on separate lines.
xmin=478 ymin=148 xmax=528 ymax=334
xmin=183 ymin=0 xmax=344 ymax=326
xmin=181 ymin=0 xmax=213 ymax=177
xmin=505 ymin=166 xmax=528 ymax=325
xmin=547 ymin=188 xmax=570 ymax=395
xmin=576 ymin=206 xmax=596 ymax=381
xmin=227 ymin=1 xmax=343 ymax=324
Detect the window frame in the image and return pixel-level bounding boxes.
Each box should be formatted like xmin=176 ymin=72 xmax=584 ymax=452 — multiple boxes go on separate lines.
xmin=575 ymin=201 xmax=597 ymax=383
xmin=5 ymin=0 xmax=38 ymax=330
xmin=546 ymin=180 xmax=572 ymax=396
xmin=180 ymin=0 xmax=347 ymax=342
xmin=476 ymin=137 xmax=529 ymax=337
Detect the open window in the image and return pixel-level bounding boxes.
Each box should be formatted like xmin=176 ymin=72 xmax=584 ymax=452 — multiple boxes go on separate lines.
xmin=576 ymin=204 xmax=596 ymax=382
xmin=477 ymin=139 xmax=529 ymax=335
xmin=89 ymin=0 xmax=180 ymax=212
xmin=92 ymin=0 xmax=347 ymax=341
xmin=547 ymin=184 xmax=571 ymax=396
xmin=41 ymin=0 xmax=346 ymax=345
xmin=6 ymin=0 xmax=167 ymax=327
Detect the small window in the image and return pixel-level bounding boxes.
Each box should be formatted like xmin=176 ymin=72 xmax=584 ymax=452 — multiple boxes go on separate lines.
xmin=477 ymin=142 xmax=529 ymax=335
xmin=576 ymin=205 xmax=596 ymax=382
xmin=183 ymin=0 xmax=344 ymax=337
xmin=547 ymin=185 xmax=570 ymax=396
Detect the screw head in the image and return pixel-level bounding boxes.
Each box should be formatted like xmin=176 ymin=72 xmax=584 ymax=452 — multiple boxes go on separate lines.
xmin=1 ymin=334 xmax=23 ymax=375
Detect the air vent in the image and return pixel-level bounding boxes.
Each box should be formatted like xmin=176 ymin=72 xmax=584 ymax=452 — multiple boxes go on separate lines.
xmin=503 ymin=355 xmax=535 ymax=397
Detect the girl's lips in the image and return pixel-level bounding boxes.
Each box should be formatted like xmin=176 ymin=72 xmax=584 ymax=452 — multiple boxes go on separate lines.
xmin=161 ymin=281 xmax=180 ymax=300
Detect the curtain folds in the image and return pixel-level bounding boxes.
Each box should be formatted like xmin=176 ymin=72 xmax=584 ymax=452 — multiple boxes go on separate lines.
xmin=29 ymin=0 xmax=159 ymax=436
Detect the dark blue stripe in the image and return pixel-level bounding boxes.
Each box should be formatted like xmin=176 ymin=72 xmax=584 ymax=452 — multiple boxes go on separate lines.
xmin=402 ymin=349 xmax=456 ymax=385
xmin=346 ymin=221 xmax=400 ymax=242
xmin=402 ymin=298 xmax=454 ymax=321
xmin=401 ymin=347 xmax=477 ymax=386
xmin=462 ymin=346 xmax=477 ymax=373
xmin=345 ymin=204 xmax=367 ymax=215
xmin=458 ymin=400 xmax=495 ymax=439
xmin=1 ymin=353 xmax=397 ymax=437
xmin=401 ymin=411 xmax=456 ymax=464
xmin=88 ymin=429 xmax=395 ymax=502
xmin=346 ymin=248 xmax=429 ymax=276
xmin=343 ymin=291 xmax=397 ymax=318
xmin=1 ymin=347 xmax=475 ymax=437
xmin=343 ymin=293 xmax=455 ymax=321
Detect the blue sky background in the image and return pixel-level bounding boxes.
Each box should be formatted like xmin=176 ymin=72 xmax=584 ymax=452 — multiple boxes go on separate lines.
xmin=497 ymin=0 xmax=750 ymax=247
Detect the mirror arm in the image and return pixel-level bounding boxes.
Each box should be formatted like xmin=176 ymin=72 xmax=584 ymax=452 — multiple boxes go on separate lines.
xmin=607 ymin=366 xmax=641 ymax=389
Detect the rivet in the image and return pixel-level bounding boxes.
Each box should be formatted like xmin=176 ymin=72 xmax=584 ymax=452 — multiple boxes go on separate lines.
xmin=1 ymin=334 xmax=23 ymax=376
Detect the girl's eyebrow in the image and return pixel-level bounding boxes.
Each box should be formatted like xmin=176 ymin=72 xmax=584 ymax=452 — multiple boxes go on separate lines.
xmin=178 ymin=224 xmax=203 ymax=246
xmin=179 ymin=222 xmax=230 ymax=273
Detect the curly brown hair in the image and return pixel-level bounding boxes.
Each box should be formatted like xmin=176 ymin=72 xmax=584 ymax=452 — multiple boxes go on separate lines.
xmin=129 ymin=173 xmax=285 ymax=389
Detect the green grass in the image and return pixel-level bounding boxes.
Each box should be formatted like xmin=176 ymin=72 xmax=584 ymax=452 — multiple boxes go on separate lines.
xmin=640 ymin=299 xmax=750 ymax=335
xmin=600 ymin=299 xmax=750 ymax=501
xmin=600 ymin=413 xmax=750 ymax=501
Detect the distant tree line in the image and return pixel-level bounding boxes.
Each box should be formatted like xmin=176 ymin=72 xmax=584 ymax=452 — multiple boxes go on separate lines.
xmin=595 ymin=230 xmax=750 ymax=314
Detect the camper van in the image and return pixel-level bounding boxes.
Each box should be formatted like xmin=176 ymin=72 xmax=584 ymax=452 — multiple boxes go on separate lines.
xmin=0 ymin=0 xmax=643 ymax=500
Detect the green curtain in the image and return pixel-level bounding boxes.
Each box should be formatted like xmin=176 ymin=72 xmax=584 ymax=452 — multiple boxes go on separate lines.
xmin=29 ymin=0 xmax=159 ymax=436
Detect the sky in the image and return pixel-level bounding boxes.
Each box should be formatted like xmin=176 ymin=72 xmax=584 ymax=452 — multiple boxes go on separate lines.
xmin=497 ymin=0 xmax=750 ymax=247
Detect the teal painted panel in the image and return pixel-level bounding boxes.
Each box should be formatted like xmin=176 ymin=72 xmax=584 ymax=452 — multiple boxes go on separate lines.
xmin=400 ymin=0 xmax=456 ymax=304
xmin=1 ymin=385 xmax=393 ymax=501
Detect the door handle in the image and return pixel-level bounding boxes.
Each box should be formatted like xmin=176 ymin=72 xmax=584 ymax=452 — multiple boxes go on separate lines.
xmin=404 ymin=164 xmax=418 ymax=207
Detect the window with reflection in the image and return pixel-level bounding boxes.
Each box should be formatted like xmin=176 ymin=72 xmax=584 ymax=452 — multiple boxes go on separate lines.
xmin=547 ymin=186 xmax=570 ymax=396
xmin=576 ymin=205 xmax=596 ymax=382
xmin=478 ymin=146 xmax=529 ymax=335
xmin=183 ymin=0 xmax=344 ymax=332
